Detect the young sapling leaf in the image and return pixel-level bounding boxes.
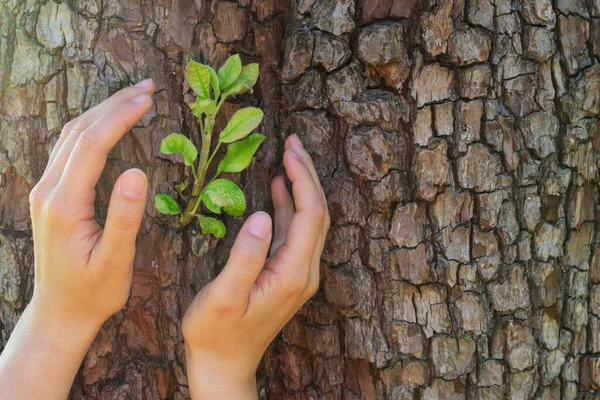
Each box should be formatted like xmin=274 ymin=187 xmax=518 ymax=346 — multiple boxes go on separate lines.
xmin=219 ymin=107 xmax=264 ymax=143
xmin=197 ymin=215 xmax=227 ymax=238
xmin=201 ymin=194 xmax=222 ymax=215
xmin=217 ymin=133 xmax=266 ymax=174
xmin=155 ymin=55 xmax=265 ymax=236
xmin=175 ymin=179 xmax=189 ymax=198
xmin=155 ymin=194 xmax=182 ymax=216
xmin=207 ymin=66 xmax=220 ymax=98
xmin=222 ymin=63 xmax=260 ymax=97
xmin=160 ymin=133 xmax=198 ymax=167
xmin=201 ymin=179 xmax=246 ymax=217
xmin=186 ymin=61 xmax=211 ymax=98
xmin=218 ymin=54 xmax=242 ymax=90
xmin=190 ymin=98 xmax=216 ymax=118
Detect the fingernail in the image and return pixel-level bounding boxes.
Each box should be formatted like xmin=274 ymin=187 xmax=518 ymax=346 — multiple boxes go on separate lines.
xmin=247 ymin=212 xmax=271 ymax=239
xmin=119 ymin=169 xmax=147 ymax=199
xmin=290 ymin=134 xmax=303 ymax=149
xmin=134 ymin=78 xmax=153 ymax=88
xmin=131 ymin=94 xmax=151 ymax=104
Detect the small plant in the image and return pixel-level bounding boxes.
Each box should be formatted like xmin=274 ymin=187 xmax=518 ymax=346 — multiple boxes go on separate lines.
xmin=155 ymin=55 xmax=264 ymax=238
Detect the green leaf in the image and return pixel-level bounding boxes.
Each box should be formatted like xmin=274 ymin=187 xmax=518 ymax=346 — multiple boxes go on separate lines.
xmin=207 ymin=66 xmax=220 ymax=99
xmin=186 ymin=61 xmax=211 ymax=98
xmin=155 ymin=194 xmax=182 ymax=216
xmin=218 ymin=54 xmax=242 ymax=90
xmin=219 ymin=107 xmax=264 ymax=144
xmin=201 ymin=179 xmax=246 ymax=216
xmin=217 ymin=133 xmax=266 ymax=174
xmin=202 ymin=194 xmax=222 ymax=215
xmin=196 ymin=215 xmax=226 ymax=238
xmin=190 ymin=98 xmax=216 ymax=118
xmin=222 ymin=63 xmax=260 ymax=97
xmin=160 ymin=133 xmax=198 ymax=166
xmin=175 ymin=179 xmax=189 ymax=197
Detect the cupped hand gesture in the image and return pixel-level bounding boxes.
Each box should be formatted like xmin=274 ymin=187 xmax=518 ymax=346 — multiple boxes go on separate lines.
xmin=28 ymin=79 xmax=155 ymax=334
xmin=0 ymin=79 xmax=155 ymax=400
xmin=182 ymin=135 xmax=330 ymax=399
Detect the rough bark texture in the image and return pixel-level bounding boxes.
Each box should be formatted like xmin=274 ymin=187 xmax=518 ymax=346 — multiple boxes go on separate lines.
xmin=1 ymin=0 xmax=600 ymax=399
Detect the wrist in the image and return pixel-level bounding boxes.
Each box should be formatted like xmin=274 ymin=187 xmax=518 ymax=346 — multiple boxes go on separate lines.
xmin=26 ymin=295 xmax=103 ymax=355
xmin=0 ymin=297 xmax=103 ymax=400
xmin=185 ymin=345 xmax=258 ymax=400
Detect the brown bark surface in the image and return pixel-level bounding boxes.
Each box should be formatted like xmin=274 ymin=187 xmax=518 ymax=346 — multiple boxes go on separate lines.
xmin=1 ymin=0 xmax=600 ymax=398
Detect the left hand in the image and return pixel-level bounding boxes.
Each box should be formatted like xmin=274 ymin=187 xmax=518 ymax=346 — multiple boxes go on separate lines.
xmin=0 ymin=78 xmax=155 ymax=400
xmin=28 ymin=79 xmax=155 ymax=330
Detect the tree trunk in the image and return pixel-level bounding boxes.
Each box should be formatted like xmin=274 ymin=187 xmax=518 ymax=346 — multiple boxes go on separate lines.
xmin=1 ymin=0 xmax=600 ymax=398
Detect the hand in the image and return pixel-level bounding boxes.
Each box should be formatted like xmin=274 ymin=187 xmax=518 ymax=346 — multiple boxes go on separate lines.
xmin=182 ymin=135 xmax=330 ymax=399
xmin=0 ymin=79 xmax=155 ymax=400
xmin=29 ymin=78 xmax=154 ymax=329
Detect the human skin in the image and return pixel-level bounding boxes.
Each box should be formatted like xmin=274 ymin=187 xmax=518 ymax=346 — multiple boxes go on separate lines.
xmin=183 ymin=134 xmax=330 ymax=399
xmin=0 ymin=78 xmax=156 ymax=400
xmin=0 ymin=78 xmax=330 ymax=400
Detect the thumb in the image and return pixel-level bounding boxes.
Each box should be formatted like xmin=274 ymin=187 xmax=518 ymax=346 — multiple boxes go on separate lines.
xmin=95 ymin=168 xmax=148 ymax=270
xmin=214 ymin=212 xmax=272 ymax=303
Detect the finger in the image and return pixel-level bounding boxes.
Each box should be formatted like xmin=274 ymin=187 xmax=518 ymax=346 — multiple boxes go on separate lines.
xmin=92 ymin=169 xmax=148 ymax=275
xmin=46 ymin=79 xmax=154 ymax=170
xmin=285 ymin=137 xmax=330 ymax=284
xmin=286 ymin=137 xmax=331 ymax=294
xmin=284 ymin=135 xmax=330 ymax=236
xmin=56 ymin=94 xmax=153 ymax=207
xmin=307 ymin=227 xmax=325 ymax=292
xmin=285 ymin=135 xmax=326 ymax=203
xmin=270 ymin=176 xmax=294 ymax=256
xmin=43 ymin=79 xmax=155 ymax=185
xmin=45 ymin=121 xmax=77 ymax=173
xmin=213 ymin=212 xmax=273 ymax=307
xmin=269 ymin=149 xmax=325 ymax=273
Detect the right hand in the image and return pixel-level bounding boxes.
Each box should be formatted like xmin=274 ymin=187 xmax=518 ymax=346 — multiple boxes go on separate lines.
xmin=182 ymin=135 xmax=330 ymax=399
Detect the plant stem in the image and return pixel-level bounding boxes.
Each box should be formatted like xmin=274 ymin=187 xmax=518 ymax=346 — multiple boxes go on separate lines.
xmin=180 ymin=96 xmax=228 ymax=226
xmin=197 ymin=125 xmax=213 ymax=191
xmin=190 ymin=119 xmax=206 ymax=197
xmin=181 ymin=117 xmax=213 ymax=226
xmin=206 ymin=141 xmax=222 ymax=171
xmin=191 ymin=164 xmax=198 ymax=182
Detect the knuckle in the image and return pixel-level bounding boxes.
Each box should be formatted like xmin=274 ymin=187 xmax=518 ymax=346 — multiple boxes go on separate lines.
xmin=28 ymin=186 xmax=45 ymax=209
xmin=208 ymin=289 xmax=237 ymax=313
xmin=182 ymin=304 xmax=201 ymax=341
xmin=65 ymin=115 xmax=92 ymax=137
xmin=60 ymin=119 xmax=78 ymax=137
xmin=212 ymin=298 xmax=236 ymax=314
xmin=117 ymin=86 xmax=141 ymax=98
xmin=284 ymin=274 xmax=308 ymax=296
xmin=181 ymin=317 xmax=194 ymax=340
xmin=74 ymin=131 xmax=97 ymax=153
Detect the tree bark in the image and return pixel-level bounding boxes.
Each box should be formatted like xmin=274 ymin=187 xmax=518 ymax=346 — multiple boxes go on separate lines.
xmin=1 ymin=0 xmax=600 ymax=398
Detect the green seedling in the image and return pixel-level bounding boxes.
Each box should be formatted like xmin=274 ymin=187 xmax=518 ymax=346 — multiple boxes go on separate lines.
xmin=155 ymin=55 xmax=265 ymax=238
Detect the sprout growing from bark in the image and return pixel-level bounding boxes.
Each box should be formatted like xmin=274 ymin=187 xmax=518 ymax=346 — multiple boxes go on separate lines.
xmin=155 ymin=55 xmax=264 ymax=238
